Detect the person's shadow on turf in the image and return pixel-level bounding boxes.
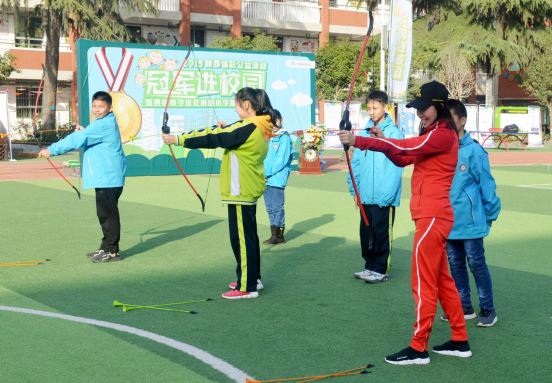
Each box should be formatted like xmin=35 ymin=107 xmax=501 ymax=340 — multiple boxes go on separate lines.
xmin=123 ymin=219 xmax=224 ymax=259
xmin=283 ymin=213 xmax=335 ymax=243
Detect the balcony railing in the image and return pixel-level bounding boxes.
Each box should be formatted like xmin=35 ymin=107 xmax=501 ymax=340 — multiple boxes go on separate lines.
xmin=372 ymin=8 xmax=391 ymax=32
xmin=15 ymin=37 xmax=44 ymax=49
xmin=120 ymin=0 xmax=179 ymax=16
xmin=157 ymin=0 xmax=179 ymax=12
xmin=242 ymin=0 xmax=321 ymax=24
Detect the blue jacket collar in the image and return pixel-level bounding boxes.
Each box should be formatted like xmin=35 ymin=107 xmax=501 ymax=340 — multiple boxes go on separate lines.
xmin=366 ymin=113 xmax=394 ymax=131
xmin=459 ymin=131 xmax=474 ymax=147
xmin=272 ymin=129 xmax=289 ymax=136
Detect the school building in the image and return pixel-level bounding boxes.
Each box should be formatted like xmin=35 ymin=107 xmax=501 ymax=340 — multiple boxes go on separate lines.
xmin=0 ymin=0 xmax=543 ymax=129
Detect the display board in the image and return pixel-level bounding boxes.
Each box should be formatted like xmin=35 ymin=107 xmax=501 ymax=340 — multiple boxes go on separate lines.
xmin=77 ymin=39 xmax=315 ymax=176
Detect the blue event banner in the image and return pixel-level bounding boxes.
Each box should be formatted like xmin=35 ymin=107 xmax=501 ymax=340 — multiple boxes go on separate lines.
xmin=77 ymin=39 xmax=315 ymax=149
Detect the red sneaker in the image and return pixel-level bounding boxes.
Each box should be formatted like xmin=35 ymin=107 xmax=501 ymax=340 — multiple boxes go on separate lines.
xmin=229 ymin=279 xmax=264 ymax=290
xmin=222 ymin=290 xmax=259 ymax=299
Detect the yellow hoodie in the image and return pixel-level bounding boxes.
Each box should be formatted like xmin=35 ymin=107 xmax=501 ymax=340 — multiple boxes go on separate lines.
xmin=176 ymin=115 xmax=273 ymax=204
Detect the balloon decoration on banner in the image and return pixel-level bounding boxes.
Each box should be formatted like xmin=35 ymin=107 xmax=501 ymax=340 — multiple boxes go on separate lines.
xmin=504 ymin=62 xmax=526 ymax=87
xmin=94 ymin=47 xmax=142 ymax=143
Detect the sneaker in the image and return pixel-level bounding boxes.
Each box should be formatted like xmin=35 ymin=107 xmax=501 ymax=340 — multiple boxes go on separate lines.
xmin=364 ymin=272 xmax=389 ymax=283
xmin=477 ymin=309 xmax=497 ymax=327
xmin=385 ymin=346 xmax=430 ymax=365
xmin=222 ymin=290 xmax=259 ymax=299
xmin=91 ymin=251 xmax=121 ymax=263
xmin=432 ymin=340 xmax=472 ymax=358
xmin=440 ymin=305 xmax=476 ymax=321
xmin=353 ymin=269 xmax=372 ymax=279
xmin=86 ymin=249 xmax=104 ymax=259
xmin=229 ymin=279 xmax=264 ymax=290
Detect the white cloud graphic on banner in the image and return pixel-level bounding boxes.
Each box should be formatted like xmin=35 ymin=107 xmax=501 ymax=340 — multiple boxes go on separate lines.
xmin=290 ymin=92 xmax=313 ymax=107
xmin=271 ymin=80 xmax=288 ymax=91
xmin=288 ymin=79 xmax=296 ymax=85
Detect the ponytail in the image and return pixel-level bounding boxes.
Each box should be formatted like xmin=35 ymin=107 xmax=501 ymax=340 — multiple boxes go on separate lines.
xmin=235 ymin=87 xmax=278 ymax=125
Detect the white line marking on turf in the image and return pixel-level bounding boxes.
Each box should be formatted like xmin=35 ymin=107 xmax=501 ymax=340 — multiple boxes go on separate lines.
xmin=516 ymin=184 xmax=552 ymax=190
xmin=516 ymin=183 xmax=552 ymax=187
xmin=0 ymin=306 xmax=253 ymax=383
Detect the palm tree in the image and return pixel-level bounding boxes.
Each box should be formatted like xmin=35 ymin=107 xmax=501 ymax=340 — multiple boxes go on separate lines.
xmin=1 ymin=0 xmax=158 ymax=128
xmin=41 ymin=0 xmax=158 ymax=128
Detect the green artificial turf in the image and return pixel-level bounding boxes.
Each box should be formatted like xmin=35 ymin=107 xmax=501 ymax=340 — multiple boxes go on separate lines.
xmin=1 ymin=166 xmax=551 ymax=382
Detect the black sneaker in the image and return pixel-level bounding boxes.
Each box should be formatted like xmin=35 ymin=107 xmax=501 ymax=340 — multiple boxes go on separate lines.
xmin=92 ymin=251 xmax=121 ymax=263
xmin=86 ymin=249 xmax=104 ymax=259
xmin=440 ymin=305 xmax=476 ymax=321
xmin=385 ymin=346 xmax=430 ymax=365
xmin=477 ymin=309 xmax=497 ymax=327
xmin=432 ymin=340 xmax=472 ymax=357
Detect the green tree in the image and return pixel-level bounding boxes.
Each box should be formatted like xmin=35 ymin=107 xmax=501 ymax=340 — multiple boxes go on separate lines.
xmin=523 ymin=32 xmax=552 ymax=117
xmin=1 ymin=0 xmax=157 ymax=128
xmin=438 ymin=46 xmax=475 ymax=101
xmin=209 ymin=29 xmax=280 ymax=51
xmin=0 ymin=51 xmax=20 ymax=80
xmin=315 ymin=37 xmax=380 ymax=102
xmin=411 ymin=1 xmax=552 ymax=74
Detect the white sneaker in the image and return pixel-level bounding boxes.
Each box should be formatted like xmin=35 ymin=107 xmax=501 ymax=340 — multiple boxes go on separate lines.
xmin=229 ymin=279 xmax=264 ymax=290
xmin=364 ymin=272 xmax=389 ymax=283
xmin=354 ymin=269 xmax=373 ymax=279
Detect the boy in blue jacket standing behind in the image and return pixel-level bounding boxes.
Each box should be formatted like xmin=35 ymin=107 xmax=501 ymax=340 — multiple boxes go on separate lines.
xmin=38 ymin=91 xmax=126 ymax=263
xmin=349 ymin=90 xmax=404 ymax=283
xmin=442 ymin=99 xmax=501 ymax=326
xmin=263 ymin=110 xmax=293 ymax=245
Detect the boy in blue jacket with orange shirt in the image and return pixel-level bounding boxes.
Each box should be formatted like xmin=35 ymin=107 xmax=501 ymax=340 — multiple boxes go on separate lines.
xmin=262 ymin=110 xmax=293 ymax=245
xmin=441 ymin=99 xmax=501 ymax=326
xmin=348 ymin=90 xmax=404 ymax=283
xmin=38 ymin=91 xmax=126 ymax=263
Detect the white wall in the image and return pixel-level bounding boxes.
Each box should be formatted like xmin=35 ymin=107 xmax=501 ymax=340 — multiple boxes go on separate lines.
xmin=0 ymin=85 xmax=71 ymax=133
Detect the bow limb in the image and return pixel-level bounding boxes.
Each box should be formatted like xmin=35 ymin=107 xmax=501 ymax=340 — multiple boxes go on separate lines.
xmin=162 ymin=43 xmax=205 ymax=212
xmin=339 ymin=10 xmax=374 ymax=227
xmin=34 ymin=64 xmax=81 ymax=199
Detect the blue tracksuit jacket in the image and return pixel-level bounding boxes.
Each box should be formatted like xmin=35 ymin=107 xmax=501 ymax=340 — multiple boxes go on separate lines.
xmin=264 ymin=129 xmax=293 ymax=188
xmin=347 ymin=114 xmax=404 ymax=206
xmin=47 ymin=113 xmax=126 ymax=190
xmin=448 ymin=132 xmax=501 ymax=239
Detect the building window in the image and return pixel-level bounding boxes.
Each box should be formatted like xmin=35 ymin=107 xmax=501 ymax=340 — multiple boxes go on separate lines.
xmin=16 ymin=14 xmax=43 ymax=48
xmin=275 ymin=36 xmax=283 ymax=51
xmin=191 ymin=27 xmax=205 ymax=47
xmin=127 ymin=25 xmax=142 ymax=40
xmin=15 ymin=83 xmax=42 ymax=118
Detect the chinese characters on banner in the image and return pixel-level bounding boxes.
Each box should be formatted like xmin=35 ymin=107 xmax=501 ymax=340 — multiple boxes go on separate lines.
xmin=143 ymin=59 xmax=267 ymax=108
xmin=387 ymin=0 xmax=413 ymax=103
xmin=78 ymin=40 xmax=315 ymax=177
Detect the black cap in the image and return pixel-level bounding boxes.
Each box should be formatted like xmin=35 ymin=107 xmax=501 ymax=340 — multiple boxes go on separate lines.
xmin=406 ymin=80 xmax=449 ymax=109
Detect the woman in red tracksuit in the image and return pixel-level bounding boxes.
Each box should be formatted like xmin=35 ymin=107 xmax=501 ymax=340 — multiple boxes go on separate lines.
xmin=339 ymin=81 xmax=471 ymax=365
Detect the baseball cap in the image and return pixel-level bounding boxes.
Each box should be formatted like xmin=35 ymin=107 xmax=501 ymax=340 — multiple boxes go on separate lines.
xmin=406 ymin=81 xmax=450 ymax=109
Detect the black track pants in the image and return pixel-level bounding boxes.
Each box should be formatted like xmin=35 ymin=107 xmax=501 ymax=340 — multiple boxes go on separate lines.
xmin=95 ymin=187 xmax=123 ymax=253
xmin=228 ymin=204 xmax=261 ymax=292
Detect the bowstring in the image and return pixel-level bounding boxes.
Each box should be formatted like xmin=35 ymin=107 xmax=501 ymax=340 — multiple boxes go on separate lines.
xmin=190 ymin=46 xmax=221 ymax=209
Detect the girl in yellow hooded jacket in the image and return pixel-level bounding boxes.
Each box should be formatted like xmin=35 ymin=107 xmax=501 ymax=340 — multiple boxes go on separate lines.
xmin=163 ymin=87 xmax=275 ymax=299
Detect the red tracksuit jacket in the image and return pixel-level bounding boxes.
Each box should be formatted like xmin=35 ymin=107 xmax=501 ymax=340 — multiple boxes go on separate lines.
xmin=354 ymin=119 xmax=468 ymax=351
xmin=353 ymin=120 xmax=459 ymax=221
